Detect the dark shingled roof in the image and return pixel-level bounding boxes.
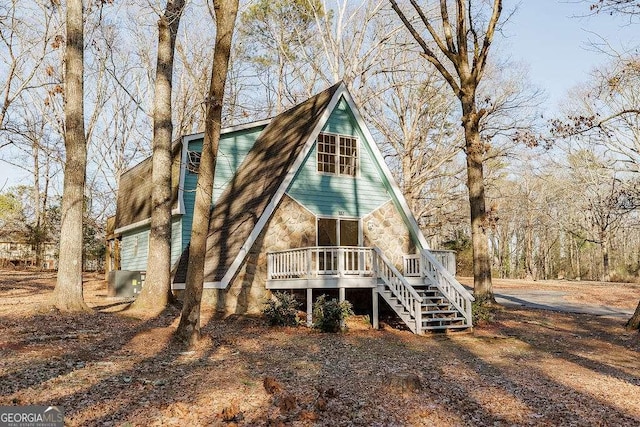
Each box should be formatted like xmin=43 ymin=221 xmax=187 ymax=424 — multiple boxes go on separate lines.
xmin=114 ymin=143 xmax=183 ymax=230
xmin=174 ymin=82 xmax=341 ymax=284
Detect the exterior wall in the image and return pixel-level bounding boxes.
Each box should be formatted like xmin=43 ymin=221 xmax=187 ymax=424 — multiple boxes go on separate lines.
xmin=120 ymin=217 xmax=182 ymax=271
xmin=181 ymin=126 xmax=264 ymax=250
xmin=120 ymin=228 xmax=149 ymax=271
xmin=201 ymin=198 xmax=418 ymax=313
xmin=286 ymin=97 xmax=391 ymax=217
xmin=202 ymin=194 xmax=316 ymax=314
xmin=363 ymin=200 xmax=417 ymax=270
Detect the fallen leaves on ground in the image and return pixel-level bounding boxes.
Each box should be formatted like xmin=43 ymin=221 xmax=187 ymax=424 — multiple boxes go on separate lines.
xmin=0 ymin=271 xmax=638 ymax=426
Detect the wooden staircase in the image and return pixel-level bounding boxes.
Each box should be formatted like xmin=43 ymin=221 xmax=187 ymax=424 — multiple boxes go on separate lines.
xmin=379 ymin=285 xmax=469 ymax=332
xmin=373 ymin=248 xmax=474 ymax=334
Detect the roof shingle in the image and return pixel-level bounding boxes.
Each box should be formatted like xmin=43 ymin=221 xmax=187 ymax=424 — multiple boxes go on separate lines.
xmin=198 ymin=82 xmax=341 ymax=283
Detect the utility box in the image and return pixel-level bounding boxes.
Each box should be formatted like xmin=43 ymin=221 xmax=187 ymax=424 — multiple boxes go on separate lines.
xmin=107 ymin=270 xmax=142 ymax=298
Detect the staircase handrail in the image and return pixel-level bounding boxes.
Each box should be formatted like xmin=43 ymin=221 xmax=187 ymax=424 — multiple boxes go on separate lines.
xmin=373 ymin=248 xmax=423 ymax=333
xmin=420 ymin=249 xmax=474 ymax=326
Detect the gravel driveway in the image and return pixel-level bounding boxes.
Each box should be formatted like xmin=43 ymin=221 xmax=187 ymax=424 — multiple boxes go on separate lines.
xmin=494 ymin=288 xmax=635 ymax=318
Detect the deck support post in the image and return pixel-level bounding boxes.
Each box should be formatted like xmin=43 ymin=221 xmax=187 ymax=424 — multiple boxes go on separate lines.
xmin=372 ymin=288 xmax=379 ymax=329
xmin=339 ymin=287 xmax=346 ymax=329
xmin=415 ymin=298 xmax=423 ymax=335
xmin=306 ymin=288 xmax=313 ymax=327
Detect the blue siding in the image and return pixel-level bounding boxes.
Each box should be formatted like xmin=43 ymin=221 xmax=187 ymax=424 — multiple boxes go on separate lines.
xmin=120 ymin=217 xmax=183 ymax=271
xmin=286 ymin=97 xmax=391 ymax=217
xmin=121 ymin=228 xmax=149 ymax=271
xmin=170 ymin=218 xmax=182 ymax=264
xmin=181 ymin=126 xmax=264 ymax=248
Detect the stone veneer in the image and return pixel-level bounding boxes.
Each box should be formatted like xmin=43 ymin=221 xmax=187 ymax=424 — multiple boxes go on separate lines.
xmin=201 ymin=197 xmax=417 ymax=314
xmin=202 ymin=194 xmax=316 ymax=314
xmin=363 ymin=200 xmax=416 ymax=270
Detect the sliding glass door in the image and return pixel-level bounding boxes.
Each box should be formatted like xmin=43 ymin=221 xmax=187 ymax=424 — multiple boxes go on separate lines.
xmin=317 ymin=218 xmax=361 ymax=273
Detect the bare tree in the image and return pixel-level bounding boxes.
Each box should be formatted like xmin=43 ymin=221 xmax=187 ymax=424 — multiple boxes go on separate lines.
xmin=238 ymin=0 xmax=323 ymax=114
xmin=0 ymin=0 xmax=59 ymax=135
xmin=176 ymin=0 xmax=239 ymax=345
xmin=589 ymin=0 xmax=640 ymax=16
xmin=360 ymin=45 xmax=464 ymax=230
xmin=51 ymin=0 xmax=89 ymax=311
xmin=389 ymin=0 xmax=504 ymax=303
xmin=550 ymin=54 xmax=640 ymax=326
xmin=586 ymin=0 xmax=640 ymax=331
xmin=130 ymin=0 xmax=187 ymax=315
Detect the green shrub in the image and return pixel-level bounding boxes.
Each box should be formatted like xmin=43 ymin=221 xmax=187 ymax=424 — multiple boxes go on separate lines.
xmin=472 ymin=297 xmax=495 ymax=325
xmin=263 ymin=292 xmax=300 ymax=326
xmin=312 ymin=294 xmax=353 ymax=332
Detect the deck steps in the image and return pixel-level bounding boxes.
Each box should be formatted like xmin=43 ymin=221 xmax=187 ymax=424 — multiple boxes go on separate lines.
xmin=378 ymin=280 xmax=473 ymax=334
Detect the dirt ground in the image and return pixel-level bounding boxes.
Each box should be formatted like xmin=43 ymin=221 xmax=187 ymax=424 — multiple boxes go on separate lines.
xmin=0 ymin=271 xmax=639 ymax=426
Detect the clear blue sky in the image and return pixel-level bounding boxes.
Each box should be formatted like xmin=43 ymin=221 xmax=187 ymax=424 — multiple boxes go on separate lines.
xmin=502 ymin=0 xmax=639 ymax=110
xmin=1 ymin=0 xmax=638 ymax=189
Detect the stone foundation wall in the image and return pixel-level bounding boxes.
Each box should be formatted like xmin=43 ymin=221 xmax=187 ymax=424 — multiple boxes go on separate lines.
xmin=363 ymin=200 xmax=416 ymax=269
xmin=202 ymin=194 xmax=316 ymax=314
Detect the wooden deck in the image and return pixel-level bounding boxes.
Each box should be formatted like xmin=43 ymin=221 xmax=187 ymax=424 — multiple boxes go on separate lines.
xmin=266 ymin=246 xmax=474 ymax=333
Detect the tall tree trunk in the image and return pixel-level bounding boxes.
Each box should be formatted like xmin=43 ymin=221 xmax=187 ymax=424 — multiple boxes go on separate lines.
xmin=176 ymin=0 xmax=239 ymax=346
xmin=51 ymin=0 xmax=89 ymax=312
xmin=33 ymin=140 xmax=42 ymax=269
xmin=130 ymin=0 xmax=186 ymax=315
xmin=389 ymin=0 xmax=502 ymax=305
xmin=627 ymin=299 xmax=640 ymax=331
xmin=462 ymin=106 xmax=494 ymax=302
xmin=601 ymin=230 xmax=610 ymax=282
xmin=575 ymin=239 xmax=581 ymax=280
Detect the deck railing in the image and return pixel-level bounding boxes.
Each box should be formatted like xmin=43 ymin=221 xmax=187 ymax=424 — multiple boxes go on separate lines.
xmin=267 ymin=246 xmax=374 ymax=279
xmin=404 ymin=250 xmax=456 ymax=277
xmin=403 ymin=254 xmax=422 ymax=277
xmin=420 ymin=250 xmax=474 ymax=325
xmin=267 ymin=246 xmax=467 ymax=333
xmin=373 ymin=248 xmax=423 ymax=334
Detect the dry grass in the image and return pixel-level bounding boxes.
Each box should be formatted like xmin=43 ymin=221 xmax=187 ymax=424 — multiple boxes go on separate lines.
xmin=0 ymin=270 xmax=638 ymax=426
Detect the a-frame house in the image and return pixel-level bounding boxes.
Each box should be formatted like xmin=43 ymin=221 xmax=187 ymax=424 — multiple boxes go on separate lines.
xmin=109 ymin=82 xmax=474 ymax=333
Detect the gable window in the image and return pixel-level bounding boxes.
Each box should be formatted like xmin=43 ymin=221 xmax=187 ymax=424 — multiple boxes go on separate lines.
xmin=317 ymin=133 xmax=357 ymax=176
xmin=187 ymin=150 xmax=201 ymax=174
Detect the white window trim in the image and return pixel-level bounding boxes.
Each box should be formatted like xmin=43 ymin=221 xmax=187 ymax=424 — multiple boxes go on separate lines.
xmin=316 ymin=132 xmax=359 ymax=178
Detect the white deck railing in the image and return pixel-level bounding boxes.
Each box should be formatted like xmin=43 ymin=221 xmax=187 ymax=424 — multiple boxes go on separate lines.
xmin=420 ymin=250 xmax=474 ymax=325
xmin=373 ymin=248 xmax=423 ymax=334
xmin=403 ymin=254 xmax=422 ymax=277
xmin=267 ymin=246 xmax=374 ymax=279
xmin=267 ymin=246 xmax=470 ymax=333
xmin=404 ymin=250 xmax=456 ymax=277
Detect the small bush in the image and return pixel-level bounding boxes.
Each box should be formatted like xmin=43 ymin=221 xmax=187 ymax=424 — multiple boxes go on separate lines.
xmin=472 ymin=297 xmax=495 ymax=325
xmin=263 ymin=292 xmax=300 ymax=327
xmin=312 ymin=294 xmax=353 ymax=332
